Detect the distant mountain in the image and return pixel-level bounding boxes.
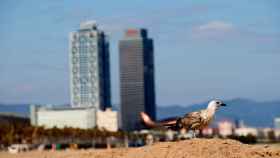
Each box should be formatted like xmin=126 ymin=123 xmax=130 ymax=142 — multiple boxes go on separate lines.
xmin=157 ymin=98 xmax=280 ymax=127
xmin=0 ymin=103 xmax=30 ymax=117
xmin=0 ymin=103 xmax=70 ymax=118
xmin=1 ymin=98 xmax=280 ymax=127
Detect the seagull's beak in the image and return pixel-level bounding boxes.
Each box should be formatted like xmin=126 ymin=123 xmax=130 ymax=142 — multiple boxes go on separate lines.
xmin=221 ymin=103 xmax=226 ymax=106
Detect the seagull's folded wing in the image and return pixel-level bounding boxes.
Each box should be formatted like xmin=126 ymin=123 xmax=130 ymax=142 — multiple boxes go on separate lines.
xmin=180 ymin=111 xmax=203 ymax=129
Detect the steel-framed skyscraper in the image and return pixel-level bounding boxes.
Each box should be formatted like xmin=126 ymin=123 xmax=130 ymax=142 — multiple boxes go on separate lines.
xmin=69 ymin=21 xmax=111 ymax=110
xmin=119 ymin=29 xmax=156 ymax=131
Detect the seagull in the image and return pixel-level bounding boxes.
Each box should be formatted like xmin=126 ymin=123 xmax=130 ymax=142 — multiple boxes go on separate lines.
xmin=140 ymin=99 xmax=226 ymax=134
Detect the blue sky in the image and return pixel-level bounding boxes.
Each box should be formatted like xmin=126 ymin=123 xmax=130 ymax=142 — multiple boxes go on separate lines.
xmin=0 ymin=0 xmax=280 ymax=106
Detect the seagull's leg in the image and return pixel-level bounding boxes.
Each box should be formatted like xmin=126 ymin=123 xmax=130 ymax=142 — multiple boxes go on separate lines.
xmin=198 ymin=129 xmax=202 ymax=138
xmin=189 ymin=130 xmax=196 ymax=138
xmin=192 ymin=130 xmax=196 ymax=138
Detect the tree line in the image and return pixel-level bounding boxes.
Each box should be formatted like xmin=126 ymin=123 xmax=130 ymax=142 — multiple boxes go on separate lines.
xmin=0 ymin=116 xmax=129 ymax=146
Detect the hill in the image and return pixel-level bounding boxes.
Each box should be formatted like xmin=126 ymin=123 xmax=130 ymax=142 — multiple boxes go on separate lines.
xmin=158 ymin=98 xmax=280 ymax=127
xmin=1 ymin=138 xmax=279 ymax=158
xmin=0 ymin=103 xmax=30 ymax=117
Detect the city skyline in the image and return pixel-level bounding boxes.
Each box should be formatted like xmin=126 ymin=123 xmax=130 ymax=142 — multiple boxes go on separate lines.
xmin=0 ymin=0 xmax=280 ymax=106
xmin=30 ymin=21 xmax=118 ymax=130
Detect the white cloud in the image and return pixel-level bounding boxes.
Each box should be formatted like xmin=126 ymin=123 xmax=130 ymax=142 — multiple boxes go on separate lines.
xmin=191 ymin=21 xmax=236 ymax=40
xmin=198 ymin=21 xmax=234 ymax=32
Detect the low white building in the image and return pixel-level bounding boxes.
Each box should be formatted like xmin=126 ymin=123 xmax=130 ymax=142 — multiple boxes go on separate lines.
xmin=274 ymin=118 xmax=280 ymax=129
xmin=202 ymin=127 xmax=214 ymax=136
xmin=218 ymin=120 xmax=234 ymax=137
xmin=274 ymin=129 xmax=280 ymax=139
xmin=30 ymin=105 xmax=118 ymax=131
xmin=31 ymin=105 xmax=96 ymax=129
xmin=97 ymin=108 xmax=118 ymax=131
xmin=235 ymin=127 xmax=258 ymax=136
xmin=260 ymin=128 xmax=274 ymax=138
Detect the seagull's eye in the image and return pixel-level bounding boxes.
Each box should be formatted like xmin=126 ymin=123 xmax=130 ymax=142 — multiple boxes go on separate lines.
xmin=216 ymin=102 xmax=220 ymax=104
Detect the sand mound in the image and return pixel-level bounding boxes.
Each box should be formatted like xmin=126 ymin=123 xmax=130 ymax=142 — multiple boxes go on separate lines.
xmin=1 ymin=138 xmax=280 ymax=158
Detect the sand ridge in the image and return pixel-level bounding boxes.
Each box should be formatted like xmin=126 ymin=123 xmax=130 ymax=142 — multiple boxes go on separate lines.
xmin=1 ymin=138 xmax=280 ymax=158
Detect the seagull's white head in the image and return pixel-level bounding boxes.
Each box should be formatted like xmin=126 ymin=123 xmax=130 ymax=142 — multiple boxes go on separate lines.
xmin=207 ymin=99 xmax=226 ymax=111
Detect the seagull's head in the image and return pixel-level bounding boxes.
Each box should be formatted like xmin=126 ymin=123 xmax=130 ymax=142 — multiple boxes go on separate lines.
xmin=207 ymin=99 xmax=226 ymax=111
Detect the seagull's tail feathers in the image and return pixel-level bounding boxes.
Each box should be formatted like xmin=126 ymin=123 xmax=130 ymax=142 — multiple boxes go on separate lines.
xmin=140 ymin=112 xmax=157 ymax=128
xmin=140 ymin=112 xmax=179 ymax=130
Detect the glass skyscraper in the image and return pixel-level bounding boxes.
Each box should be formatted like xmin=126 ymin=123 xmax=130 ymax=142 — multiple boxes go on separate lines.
xmin=70 ymin=21 xmax=111 ymax=110
xmin=119 ymin=29 xmax=156 ymax=131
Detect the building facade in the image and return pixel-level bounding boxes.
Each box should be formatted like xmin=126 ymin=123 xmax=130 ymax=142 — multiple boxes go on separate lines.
xmin=70 ymin=21 xmax=111 ymax=110
xmin=30 ymin=105 xmax=118 ymax=131
xmin=96 ymin=108 xmax=118 ymax=131
xmin=30 ymin=21 xmax=118 ymax=131
xmin=218 ymin=120 xmax=234 ymax=137
xmin=119 ymin=29 xmax=156 ymax=131
xmin=234 ymin=127 xmax=258 ymax=136
xmin=274 ymin=118 xmax=280 ymax=129
xmin=30 ymin=105 xmax=96 ymax=129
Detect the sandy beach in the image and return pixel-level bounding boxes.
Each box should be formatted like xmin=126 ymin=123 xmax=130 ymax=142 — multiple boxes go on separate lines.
xmin=1 ymin=138 xmax=280 ymax=158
